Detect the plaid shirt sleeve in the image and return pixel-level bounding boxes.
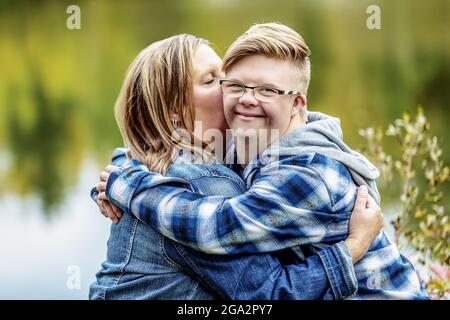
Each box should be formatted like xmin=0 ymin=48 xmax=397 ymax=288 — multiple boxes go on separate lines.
xmin=90 ymin=148 xmax=129 ymax=202
xmin=106 ymin=154 xmax=356 ymax=254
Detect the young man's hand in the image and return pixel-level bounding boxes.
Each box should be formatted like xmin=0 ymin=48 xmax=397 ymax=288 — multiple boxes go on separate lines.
xmin=345 ymin=185 xmax=384 ymax=264
xmin=96 ymin=165 xmax=122 ymax=224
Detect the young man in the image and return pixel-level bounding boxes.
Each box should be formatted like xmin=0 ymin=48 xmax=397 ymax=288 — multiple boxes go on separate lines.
xmin=99 ymin=23 xmax=428 ymax=299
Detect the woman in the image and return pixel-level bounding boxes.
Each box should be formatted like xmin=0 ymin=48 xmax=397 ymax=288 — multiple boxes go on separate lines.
xmin=90 ymin=34 xmax=383 ymax=299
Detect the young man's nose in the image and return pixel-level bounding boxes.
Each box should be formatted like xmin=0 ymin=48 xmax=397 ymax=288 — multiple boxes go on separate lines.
xmin=238 ymin=89 xmax=259 ymax=106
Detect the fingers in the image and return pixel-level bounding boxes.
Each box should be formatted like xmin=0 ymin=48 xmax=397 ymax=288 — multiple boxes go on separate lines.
xmin=366 ymin=196 xmax=384 ymax=226
xmin=358 ymin=185 xmax=369 ymax=197
xmin=95 ymin=164 xmax=121 ymax=224
xmin=103 ymin=201 xmax=120 ymax=224
xmin=105 ymin=165 xmax=120 ymax=173
xmin=99 ymin=171 xmax=110 ymax=182
xmin=111 ymin=203 xmax=122 ymax=219
xmin=354 ymin=185 xmax=369 ymax=209
xmin=366 ymin=195 xmax=378 ymax=209
xmin=96 ymin=199 xmax=108 ymax=218
xmin=98 ymin=192 xmax=122 ymax=219
xmin=97 ymin=195 xmax=121 ymax=224
xmin=97 ymin=182 xmax=107 ymax=193
xmin=98 ymin=165 xmax=118 ymax=191
xmin=98 ymin=191 xmax=108 ymax=201
xmin=97 ymin=193 xmax=121 ymax=221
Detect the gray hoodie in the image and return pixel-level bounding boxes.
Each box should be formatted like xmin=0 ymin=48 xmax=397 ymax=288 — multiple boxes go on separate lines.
xmin=260 ymin=111 xmax=381 ymax=204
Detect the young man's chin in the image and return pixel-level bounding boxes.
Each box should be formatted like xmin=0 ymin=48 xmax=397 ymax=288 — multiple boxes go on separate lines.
xmin=230 ymin=127 xmax=275 ymax=142
xmin=229 ymin=117 xmax=265 ymax=129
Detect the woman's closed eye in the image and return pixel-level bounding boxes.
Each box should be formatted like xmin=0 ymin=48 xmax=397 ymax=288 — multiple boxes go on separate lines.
xmin=204 ymin=77 xmax=219 ymax=85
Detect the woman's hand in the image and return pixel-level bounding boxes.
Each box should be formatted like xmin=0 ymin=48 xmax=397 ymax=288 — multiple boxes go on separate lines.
xmin=345 ymin=185 xmax=384 ymax=264
xmin=96 ymin=165 xmax=122 ymax=224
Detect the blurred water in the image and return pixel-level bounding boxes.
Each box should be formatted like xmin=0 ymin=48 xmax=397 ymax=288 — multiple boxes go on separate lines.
xmin=0 ymin=158 xmax=110 ymax=299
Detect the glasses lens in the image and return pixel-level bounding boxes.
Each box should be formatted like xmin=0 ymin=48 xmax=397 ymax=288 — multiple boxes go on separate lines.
xmin=254 ymin=87 xmax=278 ymax=102
xmin=222 ymin=81 xmax=244 ymax=96
xmin=256 ymin=87 xmax=278 ymax=97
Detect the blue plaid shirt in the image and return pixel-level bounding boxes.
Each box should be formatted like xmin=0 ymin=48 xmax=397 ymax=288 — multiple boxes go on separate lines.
xmin=104 ymin=149 xmax=428 ymax=299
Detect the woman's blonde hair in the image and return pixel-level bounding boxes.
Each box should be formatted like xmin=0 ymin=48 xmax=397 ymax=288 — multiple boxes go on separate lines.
xmin=115 ymin=34 xmax=208 ymax=174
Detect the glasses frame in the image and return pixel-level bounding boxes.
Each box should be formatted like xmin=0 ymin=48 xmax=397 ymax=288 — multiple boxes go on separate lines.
xmin=219 ymin=79 xmax=303 ymax=101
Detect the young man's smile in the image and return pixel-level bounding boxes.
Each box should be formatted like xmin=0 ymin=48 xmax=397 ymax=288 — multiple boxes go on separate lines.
xmin=234 ymin=109 xmax=266 ymax=121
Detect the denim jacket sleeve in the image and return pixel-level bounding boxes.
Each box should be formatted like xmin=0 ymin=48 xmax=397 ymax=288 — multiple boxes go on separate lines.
xmin=164 ymin=239 xmax=357 ymax=300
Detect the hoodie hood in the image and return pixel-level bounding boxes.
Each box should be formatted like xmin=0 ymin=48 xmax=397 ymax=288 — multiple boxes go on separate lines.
xmin=260 ymin=111 xmax=381 ymax=204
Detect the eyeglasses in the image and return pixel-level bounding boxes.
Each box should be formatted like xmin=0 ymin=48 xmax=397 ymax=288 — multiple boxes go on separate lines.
xmin=219 ymin=79 xmax=303 ymax=102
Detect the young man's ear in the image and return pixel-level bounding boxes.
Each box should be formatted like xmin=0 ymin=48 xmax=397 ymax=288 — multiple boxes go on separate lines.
xmin=291 ymin=94 xmax=307 ymax=116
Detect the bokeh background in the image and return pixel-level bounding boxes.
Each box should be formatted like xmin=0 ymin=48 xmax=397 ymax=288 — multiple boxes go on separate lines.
xmin=0 ymin=0 xmax=448 ymax=299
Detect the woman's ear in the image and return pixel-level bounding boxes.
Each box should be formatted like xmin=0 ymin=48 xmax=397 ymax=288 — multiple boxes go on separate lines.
xmin=170 ymin=113 xmax=182 ymax=128
xmin=170 ymin=113 xmax=181 ymax=122
xmin=291 ymin=94 xmax=307 ymax=116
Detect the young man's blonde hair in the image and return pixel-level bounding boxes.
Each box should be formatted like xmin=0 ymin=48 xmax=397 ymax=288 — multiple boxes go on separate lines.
xmin=223 ymin=22 xmax=311 ymax=120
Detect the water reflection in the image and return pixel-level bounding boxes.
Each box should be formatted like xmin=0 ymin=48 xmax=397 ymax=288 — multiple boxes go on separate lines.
xmin=6 ymin=68 xmax=80 ymax=214
xmin=0 ymin=159 xmax=110 ymax=299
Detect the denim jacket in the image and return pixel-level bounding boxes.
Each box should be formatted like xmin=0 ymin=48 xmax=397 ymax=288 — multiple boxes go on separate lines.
xmin=89 ymin=161 xmax=218 ymax=299
xmin=90 ymin=148 xmax=358 ymax=299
